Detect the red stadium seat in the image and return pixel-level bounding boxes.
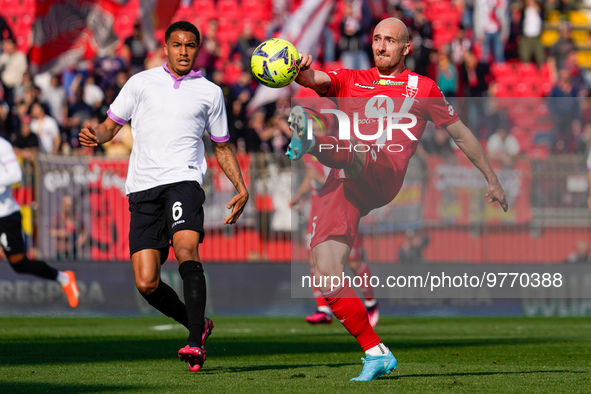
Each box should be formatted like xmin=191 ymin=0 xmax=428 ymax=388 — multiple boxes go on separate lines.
xmin=0 ymin=0 xmax=22 ymax=15
xmin=193 ymin=0 xmax=217 ymax=21
xmin=217 ymin=0 xmax=241 ymax=20
xmin=217 ymin=17 xmax=242 ymax=44
xmin=242 ymin=0 xmax=272 ymax=21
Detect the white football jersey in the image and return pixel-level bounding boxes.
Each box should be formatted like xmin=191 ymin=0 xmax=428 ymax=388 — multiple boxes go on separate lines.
xmin=108 ymin=63 xmax=230 ymax=195
xmin=0 ymin=137 xmax=23 ymax=218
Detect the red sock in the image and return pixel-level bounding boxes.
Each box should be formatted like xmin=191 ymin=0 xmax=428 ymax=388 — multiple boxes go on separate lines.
xmin=323 ymin=284 xmax=380 ymax=351
xmin=353 ymin=262 xmax=374 ymax=302
xmin=311 ymin=268 xmax=329 ymax=308
xmin=312 ymin=135 xmax=355 ymax=169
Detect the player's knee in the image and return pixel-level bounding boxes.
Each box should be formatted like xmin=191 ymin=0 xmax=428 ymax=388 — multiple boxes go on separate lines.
xmin=174 ymin=245 xmax=199 ymax=264
xmin=135 ymin=278 xmax=159 ymax=295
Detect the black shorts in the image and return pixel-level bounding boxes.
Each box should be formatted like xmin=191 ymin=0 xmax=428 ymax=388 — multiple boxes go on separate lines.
xmin=128 ymin=181 xmax=205 ymax=257
xmin=0 ymin=211 xmax=25 ymax=257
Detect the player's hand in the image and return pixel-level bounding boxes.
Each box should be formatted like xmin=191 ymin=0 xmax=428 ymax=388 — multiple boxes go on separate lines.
xmin=486 ymin=180 xmax=508 ymax=212
xmin=224 ymin=190 xmax=249 ymax=225
xmin=79 ymin=122 xmax=99 ymax=147
xmin=298 ymin=52 xmax=313 ymax=71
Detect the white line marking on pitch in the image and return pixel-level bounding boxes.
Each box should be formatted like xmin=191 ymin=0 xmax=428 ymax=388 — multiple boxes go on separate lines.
xmin=151 ymin=324 xmax=185 ymax=331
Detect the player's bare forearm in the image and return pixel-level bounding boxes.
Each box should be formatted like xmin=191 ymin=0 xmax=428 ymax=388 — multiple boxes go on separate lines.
xmin=79 ymin=118 xmax=122 ymax=147
xmin=295 ymin=53 xmax=331 ymax=96
xmin=445 ymin=120 xmax=509 ymax=211
xmin=212 ymin=141 xmax=249 ymax=224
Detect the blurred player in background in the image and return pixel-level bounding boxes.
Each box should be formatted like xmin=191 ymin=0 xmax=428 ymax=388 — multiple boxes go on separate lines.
xmin=287 ymin=17 xmax=508 ymax=381
xmin=0 ymin=137 xmax=79 ymax=308
xmin=79 ymin=21 xmax=249 ymax=372
xmin=290 ymin=125 xmax=378 ymax=326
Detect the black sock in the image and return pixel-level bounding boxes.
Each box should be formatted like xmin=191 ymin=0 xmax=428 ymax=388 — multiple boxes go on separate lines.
xmin=179 ymin=260 xmax=206 ymax=348
xmin=10 ymin=258 xmax=58 ymax=280
xmin=141 ymin=281 xmax=188 ymax=328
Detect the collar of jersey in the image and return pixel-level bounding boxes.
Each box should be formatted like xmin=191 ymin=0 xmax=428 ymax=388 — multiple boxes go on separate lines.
xmin=162 ymin=62 xmax=202 ymax=89
xmin=375 ymin=68 xmax=410 ymax=79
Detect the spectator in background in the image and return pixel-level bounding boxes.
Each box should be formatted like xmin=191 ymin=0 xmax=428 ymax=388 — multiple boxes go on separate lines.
xmin=40 ymin=74 xmax=67 ymax=127
xmin=0 ymin=37 xmax=27 ymax=107
xmin=408 ymin=6 xmax=433 ymax=76
xmin=0 ymin=87 xmax=9 ymax=138
xmin=436 ymin=47 xmax=458 ymax=97
xmin=548 ymin=21 xmax=576 ymax=78
xmin=0 ymin=14 xmax=13 ymax=41
xmin=82 ymin=76 xmax=105 ymax=110
xmin=230 ymin=22 xmax=261 ymax=71
xmin=94 ymin=46 xmax=126 ymax=89
xmin=10 ymin=115 xmax=39 ymax=164
xmin=519 ymin=0 xmax=545 ymax=67
xmin=504 ymin=1 xmax=523 ymax=60
xmin=549 ymin=68 xmax=579 ymax=153
xmin=49 ymin=195 xmax=87 ymax=260
xmin=194 ymin=19 xmax=221 ymax=78
xmin=420 ymin=127 xmax=456 ymax=160
xmin=123 ymin=23 xmax=149 ymax=75
xmin=230 ymin=72 xmax=255 ymax=104
xmin=247 ymin=110 xmax=269 ymax=152
xmin=338 ymin=0 xmax=371 ymax=70
xmin=30 ymin=102 xmax=60 ymax=155
xmin=145 ymin=44 xmax=167 ymax=70
xmin=487 ymin=126 xmax=521 ymax=166
xmin=451 ymin=26 xmax=472 ymax=65
xmin=460 ymin=49 xmax=490 ymax=97
xmin=564 ymin=240 xmax=590 ymax=264
xmin=474 ymin=0 xmax=509 ymax=63
xmin=398 ymin=230 xmax=430 ymax=264
xmin=67 ymin=87 xmax=95 ymax=150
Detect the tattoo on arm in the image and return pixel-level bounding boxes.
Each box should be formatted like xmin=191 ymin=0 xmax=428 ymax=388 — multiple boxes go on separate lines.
xmin=212 ymin=142 xmax=247 ymax=192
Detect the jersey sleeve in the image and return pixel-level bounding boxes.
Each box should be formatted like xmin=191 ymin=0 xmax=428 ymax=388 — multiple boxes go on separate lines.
xmin=426 ymin=81 xmax=460 ymax=129
xmin=322 ymin=68 xmax=352 ymax=97
xmin=108 ymin=75 xmax=140 ymax=125
xmin=206 ymin=85 xmax=230 ymax=143
xmin=0 ymin=139 xmax=23 ymax=188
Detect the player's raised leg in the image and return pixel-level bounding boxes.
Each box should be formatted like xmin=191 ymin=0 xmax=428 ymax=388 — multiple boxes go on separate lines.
xmin=287 ymin=105 xmax=365 ymax=177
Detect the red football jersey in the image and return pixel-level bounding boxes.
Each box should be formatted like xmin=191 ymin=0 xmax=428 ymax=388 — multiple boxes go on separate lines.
xmin=322 ymin=67 xmax=460 ymax=163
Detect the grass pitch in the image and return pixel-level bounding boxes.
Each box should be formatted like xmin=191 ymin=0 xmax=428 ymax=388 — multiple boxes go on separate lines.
xmin=0 ymin=316 xmax=590 ymax=392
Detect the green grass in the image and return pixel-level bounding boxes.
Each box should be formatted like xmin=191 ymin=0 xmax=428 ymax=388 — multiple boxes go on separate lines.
xmin=0 ymin=316 xmax=590 ymax=392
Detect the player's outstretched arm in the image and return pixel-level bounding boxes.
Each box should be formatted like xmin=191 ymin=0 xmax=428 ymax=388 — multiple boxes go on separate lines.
xmin=445 ymin=120 xmax=509 ymax=212
xmin=295 ymin=53 xmax=332 ymax=96
xmin=78 ymin=118 xmax=123 ymax=147
xmin=211 ymin=141 xmax=249 ymax=224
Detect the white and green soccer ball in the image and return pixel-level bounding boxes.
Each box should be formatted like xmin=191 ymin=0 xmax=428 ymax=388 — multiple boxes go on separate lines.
xmin=251 ymin=38 xmax=300 ymax=88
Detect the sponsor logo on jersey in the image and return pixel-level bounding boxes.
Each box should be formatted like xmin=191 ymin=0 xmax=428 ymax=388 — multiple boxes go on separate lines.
xmin=355 ymin=83 xmax=375 ymax=90
xmin=373 ymin=79 xmax=404 ymax=86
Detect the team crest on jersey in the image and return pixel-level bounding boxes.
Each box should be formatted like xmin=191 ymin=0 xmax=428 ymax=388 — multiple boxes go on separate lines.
xmin=355 ymin=83 xmax=375 ymax=90
xmin=405 ymin=85 xmax=418 ymax=97
xmin=373 ymin=79 xmax=404 ymax=86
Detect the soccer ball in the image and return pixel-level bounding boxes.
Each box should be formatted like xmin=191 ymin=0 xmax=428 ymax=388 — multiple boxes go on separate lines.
xmin=251 ymin=38 xmax=300 ymax=88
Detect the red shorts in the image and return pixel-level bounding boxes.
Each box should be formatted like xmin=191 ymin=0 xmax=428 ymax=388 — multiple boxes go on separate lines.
xmin=310 ymin=149 xmax=407 ymax=249
xmin=307 ymin=194 xmax=364 ymax=261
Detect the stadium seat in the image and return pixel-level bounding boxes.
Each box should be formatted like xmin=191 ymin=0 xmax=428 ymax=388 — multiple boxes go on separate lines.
xmin=242 ymin=0 xmax=272 ymax=21
xmin=0 ymin=0 xmax=22 ymax=15
xmin=193 ymin=0 xmax=217 ymax=21
xmin=217 ymin=17 xmax=242 ymax=44
xmin=217 ymin=0 xmax=241 ymax=20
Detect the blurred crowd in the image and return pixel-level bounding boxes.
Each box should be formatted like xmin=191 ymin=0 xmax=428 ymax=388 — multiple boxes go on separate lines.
xmin=1 ymin=0 xmax=591 ymax=162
